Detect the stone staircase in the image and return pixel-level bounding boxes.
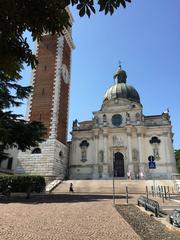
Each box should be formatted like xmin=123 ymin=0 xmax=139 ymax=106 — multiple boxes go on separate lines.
xmin=52 ymin=180 xmax=175 ymax=194
xmin=175 ymin=180 xmax=180 ymax=193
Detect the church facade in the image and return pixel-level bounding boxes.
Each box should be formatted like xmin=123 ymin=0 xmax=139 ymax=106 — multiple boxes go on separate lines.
xmin=68 ymin=66 xmax=176 ymax=180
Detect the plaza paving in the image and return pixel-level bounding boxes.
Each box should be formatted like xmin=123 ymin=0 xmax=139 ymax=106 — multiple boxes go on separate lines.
xmin=0 ymin=194 xmax=140 ymax=240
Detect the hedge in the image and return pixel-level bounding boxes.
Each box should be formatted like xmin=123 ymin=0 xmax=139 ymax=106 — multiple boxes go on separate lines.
xmin=0 ymin=175 xmax=46 ymax=193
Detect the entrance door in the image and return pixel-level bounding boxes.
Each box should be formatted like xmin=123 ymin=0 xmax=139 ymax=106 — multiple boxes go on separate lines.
xmin=114 ymin=152 xmax=124 ymax=177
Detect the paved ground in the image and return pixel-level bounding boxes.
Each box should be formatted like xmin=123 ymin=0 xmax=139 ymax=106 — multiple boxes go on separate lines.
xmin=0 ymin=194 xmax=140 ymax=240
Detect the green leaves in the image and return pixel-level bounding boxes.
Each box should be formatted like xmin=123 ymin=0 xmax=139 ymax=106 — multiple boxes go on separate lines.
xmin=0 ymin=175 xmax=46 ymax=193
xmin=71 ymin=0 xmax=131 ymax=17
xmin=0 ymin=110 xmax=46 ymax=153
xmin=76 ymin=1 xmax=95 ymax=17
xmin=98 ymin=0 xmax=131 ymax=15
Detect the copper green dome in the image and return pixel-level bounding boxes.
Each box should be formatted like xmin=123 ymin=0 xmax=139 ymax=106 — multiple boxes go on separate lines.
xmin=104 ymin=66 xmax=140 ymax=103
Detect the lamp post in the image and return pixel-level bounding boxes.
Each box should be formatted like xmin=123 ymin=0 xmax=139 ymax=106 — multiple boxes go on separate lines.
xmin=112 ymin=152 xmax=115 ymax=207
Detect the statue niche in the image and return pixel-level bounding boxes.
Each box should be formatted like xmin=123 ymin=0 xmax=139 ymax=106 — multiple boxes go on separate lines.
xmin=98 ymin=150 xmax=104 ymax=163
xmin=132 ymin=149 xmax=139 ymax=162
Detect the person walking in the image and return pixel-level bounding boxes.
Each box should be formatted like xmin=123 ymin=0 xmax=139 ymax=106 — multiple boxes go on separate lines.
xmin=69 ymin=183 xmax=74 ymax=192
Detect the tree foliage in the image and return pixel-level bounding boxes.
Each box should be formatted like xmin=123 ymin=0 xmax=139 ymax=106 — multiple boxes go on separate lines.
xmin=175 ymin=149 xmax=180 ymax=173
xmin=0 ymin=0 xmax=131 ymax=160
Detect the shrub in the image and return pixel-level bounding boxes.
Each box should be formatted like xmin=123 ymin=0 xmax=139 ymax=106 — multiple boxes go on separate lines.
xmin=0 ymin=175 xmax=46 ymax=193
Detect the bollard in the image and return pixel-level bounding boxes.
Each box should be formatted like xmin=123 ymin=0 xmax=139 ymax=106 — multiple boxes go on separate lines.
xmin=161 ymin=186 xmax=164 ymax=203
xmin=167 ymin=186 xmax=170 ymax=200
xmin=151 ymin=186 xmax=154 ymax=197
xmin=158 ymin=186 xmax=161 ymax=198
xmin=146 ymin=186 xmax=149 ymax=200
xmin=126 ymin=186 xmax=128 ymax=204
xmin=164 ymin=186 xmax=167 ymax=200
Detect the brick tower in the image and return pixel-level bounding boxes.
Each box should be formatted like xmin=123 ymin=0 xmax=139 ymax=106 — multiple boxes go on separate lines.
xmin=16 ymin=13 xmax=74 ymax=179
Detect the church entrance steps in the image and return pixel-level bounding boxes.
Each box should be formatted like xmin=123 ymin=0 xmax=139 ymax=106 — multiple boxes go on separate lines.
xmin=175 ymin=180 xmax=180 ymax=193
xmin=46 ymin=179 xmax=62 ymax=192
xmin=52 ymin=179 xmax=175 ymax=194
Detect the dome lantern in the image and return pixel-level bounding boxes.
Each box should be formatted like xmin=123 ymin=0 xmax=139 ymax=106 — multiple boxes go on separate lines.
xmin=113 ymin=65 xmax=127 ymax=84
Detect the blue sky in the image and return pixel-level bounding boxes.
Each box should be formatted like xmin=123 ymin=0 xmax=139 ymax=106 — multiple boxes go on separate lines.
xmin=16 ymin=0 xmax=180 ymax=149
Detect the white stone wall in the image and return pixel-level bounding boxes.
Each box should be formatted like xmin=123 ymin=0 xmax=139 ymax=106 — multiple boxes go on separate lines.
xmin=16 ymin=139 xmax=68 ymax=179
xmin=69 ymin=98 xmax=176 ymax=180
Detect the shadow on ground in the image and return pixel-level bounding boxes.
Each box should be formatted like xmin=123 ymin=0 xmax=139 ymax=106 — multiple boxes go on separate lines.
xmin=0 ymin=193 xmax=132 ymax=204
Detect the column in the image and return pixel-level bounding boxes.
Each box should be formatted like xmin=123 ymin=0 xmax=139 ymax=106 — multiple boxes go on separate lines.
xmin=93 ymin=133 xmax=99 ymax=178
xmin=102 ymin=132 xmax=109 ymax=178
xmin=162 ymin=131 xmax=170 ymax=178
xmin=127 ymin=133 xmax=132 ymax=163
xmin=127 ymin=128 xmax=133 ymax=174
xmin=103 ymin=133 xmax=108 ymax=164
xmin=137 ymin=128 xmax=143 ymax=164
xmin=164 ymin=131 xmax=175 ymax=174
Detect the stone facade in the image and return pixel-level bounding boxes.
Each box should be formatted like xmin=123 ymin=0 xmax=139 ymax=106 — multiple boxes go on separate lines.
xmin=69 ymin=67 xmax=176 ymax=180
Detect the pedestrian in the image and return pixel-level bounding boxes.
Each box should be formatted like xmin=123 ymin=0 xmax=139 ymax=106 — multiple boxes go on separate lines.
xmin=140 ymin=171 xmax=144 ymax=180
xmin=69 ymin=183 xmax=74 ymax=192
xmin=127 ymin=171 xmax=131 ymax=180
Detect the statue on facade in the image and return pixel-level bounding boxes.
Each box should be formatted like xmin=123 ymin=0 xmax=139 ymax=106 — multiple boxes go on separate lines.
xmin=136 ymin=112 xmax=141 ymax=121
xmin=162 ymin=111 xmax=170 ymax=121
xmin=103 ymin=114 xmax=107 ymax=123
xmin=98 ymin=150 xmax=104 ymax=163
xmin=94 ymin=116 xmax=99 ymax=124
xmin=126 ymin=112 xmax=130 ymax=122
xmin=73 ymin=119 xmax=78 ymax=128
xmin=153 ymin=147 xmax=160 ymax=160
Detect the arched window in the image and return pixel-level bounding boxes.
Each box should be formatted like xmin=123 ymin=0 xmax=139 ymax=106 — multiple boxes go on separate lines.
xmin=31 ymin=148 xmax=41 ymax=154
xmin=59 ymin=151 xmax=63 ymax=158
xmin=149 ymin=136 xmax=161 ymax=144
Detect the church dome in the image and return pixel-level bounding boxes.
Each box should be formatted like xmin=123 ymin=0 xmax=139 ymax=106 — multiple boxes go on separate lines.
xmin=104 ymin=66 xmax=140 ymax=103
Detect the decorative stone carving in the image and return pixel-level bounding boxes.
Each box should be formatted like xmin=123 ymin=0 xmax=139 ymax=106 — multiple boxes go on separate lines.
xmin=153 ymin=147 xmax=160 ymax=160
xmin=162 ymin=112 xmax=170 ymax=121
xmin=126 ymin=112 xmax=130 ymax=122
xmin=94 ymin=116 xmax=99 ymax=124
xmin=136 ymin=112 xmax=141 ymax=121
xmin=113 ymin=135 xmax=124 ymax=146
xmin=73 ymin=119 xmax=78 ymax=129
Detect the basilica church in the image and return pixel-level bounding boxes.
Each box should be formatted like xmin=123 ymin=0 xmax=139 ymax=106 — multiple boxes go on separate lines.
xmin=68 ymin=66 xmax=176 ymax=180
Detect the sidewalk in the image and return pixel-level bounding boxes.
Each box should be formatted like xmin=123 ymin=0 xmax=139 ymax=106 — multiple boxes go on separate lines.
xmin=0 ymin=193 xmax=140 ymax=240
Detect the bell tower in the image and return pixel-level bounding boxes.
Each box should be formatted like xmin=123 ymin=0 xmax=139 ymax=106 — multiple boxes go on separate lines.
xmin=16 ymin=12 xmax=75 ymax=179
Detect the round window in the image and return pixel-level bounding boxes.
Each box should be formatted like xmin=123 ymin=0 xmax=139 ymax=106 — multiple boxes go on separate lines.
xmin=112 ymin=114 xmax=122 ymax=126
